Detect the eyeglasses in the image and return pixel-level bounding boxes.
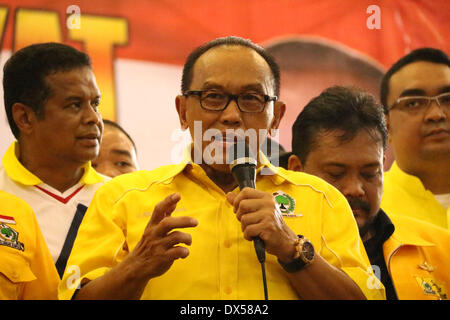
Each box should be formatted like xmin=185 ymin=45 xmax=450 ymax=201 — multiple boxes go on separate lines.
xmin=388 ymin=92 xmax=450 ymax=113
xmin=183 ymin=90 xmax=278 ymax=113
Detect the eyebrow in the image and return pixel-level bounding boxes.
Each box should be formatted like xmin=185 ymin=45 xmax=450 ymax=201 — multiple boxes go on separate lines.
xmin=399 ymin=86 xmax=450 ymax=98
xmin=362 ymin=163 xmax=382 ymax=168
xmin=201 ymin=82 xmax=265 ymax=93
xmin=398 ymin=89 xmax=426 ymax=97
xmin=111 ymin=149 xmax=132 ymax=158
xmin=323 ymin=162 xmax=381 ymax=168
xmin=241 ymin=83 xmax=265 ymax=92
xmin=201 ymin=82 xmax=223 ymax=90
xmin=439 ymin=86 xmax=450 ymax=94
xmin=64 ymin=95 xmax=101 ymax=102
xmin=322 ymin=162 xmax=346 ymax=168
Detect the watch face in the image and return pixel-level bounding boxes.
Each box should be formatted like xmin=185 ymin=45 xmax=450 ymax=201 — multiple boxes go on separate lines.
xmin=302 ymin=241 xmax=315 ymax=262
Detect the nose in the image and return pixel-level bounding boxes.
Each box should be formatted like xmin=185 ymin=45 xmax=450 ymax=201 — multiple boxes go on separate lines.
xmin=219 ymin=98 xmax=242 ymax=127
xmin=83 ymin=102 xmax=102 ymax=125
xmin=340 ymin=177 xmax=365 ymax=199
xmin=424 ymin=99 xmax=447 ymax=122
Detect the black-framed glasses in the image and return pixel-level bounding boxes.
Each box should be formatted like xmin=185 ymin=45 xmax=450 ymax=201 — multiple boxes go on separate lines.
xmin=183 ymin=90 xmax=278 ymax=113
xmin=388 ymin=92 xmax=450 ymax=112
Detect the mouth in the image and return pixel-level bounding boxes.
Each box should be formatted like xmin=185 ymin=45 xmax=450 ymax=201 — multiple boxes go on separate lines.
xmin=425 ymin=128 xmax=449 ymax=138
xmin=211 ymin=132 xmax=245 ymax=147
xmin=351 ymin=208 xmax=366 ymax=217
xmin=77 ymin=133 xmax=100 ymax=147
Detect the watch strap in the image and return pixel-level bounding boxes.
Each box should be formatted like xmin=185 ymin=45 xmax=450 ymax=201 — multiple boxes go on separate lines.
xmin=277 ymin=235 xmax=313 ymax=273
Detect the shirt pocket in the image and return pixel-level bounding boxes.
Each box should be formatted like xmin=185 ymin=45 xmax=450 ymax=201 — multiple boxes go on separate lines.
xmin=0 ymin=251 xmax=37 ymax=300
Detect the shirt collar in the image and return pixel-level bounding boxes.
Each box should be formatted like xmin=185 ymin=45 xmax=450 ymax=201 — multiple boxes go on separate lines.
xmin=365 ymin=209 xmax=396 ymax=247
xmin=155 ymin=143 xmax=291 ymax=186
xmin=388 ymin=161 xmax=431 ymax=197
xmin=388 ymin=213 xmax=436 ymax=247
xmin=2 ymin=141 xmax=104 ymax=186
xmin=369 ymin=209 xmax=435 ymax=257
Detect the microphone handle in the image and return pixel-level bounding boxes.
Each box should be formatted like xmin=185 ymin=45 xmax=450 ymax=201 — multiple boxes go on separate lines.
xmin=235 ymin=178 xmax=266 ymax=263
xmin=238 ymin=179 xmax=255 ymax=190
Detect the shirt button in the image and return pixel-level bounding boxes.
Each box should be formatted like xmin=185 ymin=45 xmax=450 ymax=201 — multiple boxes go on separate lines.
xmin=224 ymin=286 xmax=232 ymax=295
xmin=224 ymin=240 xmax=232 ymax=248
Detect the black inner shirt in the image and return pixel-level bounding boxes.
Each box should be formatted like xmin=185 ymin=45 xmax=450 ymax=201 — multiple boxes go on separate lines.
xmin=363 ymin=209 xmax=398 ymax=300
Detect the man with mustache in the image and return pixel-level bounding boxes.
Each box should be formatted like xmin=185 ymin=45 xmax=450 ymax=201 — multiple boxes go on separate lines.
xmin=59 ymin=37 xmax=383 ymax=300
xmin=380 ymin=48 xmax=450 ymax=230
xmin=288 ymin=85 xmax=450 ymax=299
xmin=0 ymin=43 xmax=106 ymax=286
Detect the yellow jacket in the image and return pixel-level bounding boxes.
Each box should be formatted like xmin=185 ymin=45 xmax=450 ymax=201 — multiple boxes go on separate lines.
xmin=382 ymin=162 xmax=449 ymax=230
xmin=384 ymin=214 xmax=450 ymax=300
xmin=59 ymin=150 xmax=385 ymax=300
xmin=0 ymin=191 xmax=59 ymax=299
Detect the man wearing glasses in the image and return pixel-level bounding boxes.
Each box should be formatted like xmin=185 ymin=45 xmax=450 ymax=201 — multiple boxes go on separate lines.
xmin=380 ymin=48 xmax=450 ymax=230
xmin=59 ymin=36 xmax=384 ymax=300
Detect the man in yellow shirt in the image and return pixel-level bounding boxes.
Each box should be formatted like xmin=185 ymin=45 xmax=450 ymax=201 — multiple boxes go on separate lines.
xmin=60 ymin=36 xmax=384 ymax=300
xmin=379 ymin=48 xmax=450 ymax=229
xmin=0 ymin=43 xmax=106 ymax=280
xmin=0 ymin=191 xmax=59 ymax=300
xmin=288 ymin=86 xmax=450 ymax=300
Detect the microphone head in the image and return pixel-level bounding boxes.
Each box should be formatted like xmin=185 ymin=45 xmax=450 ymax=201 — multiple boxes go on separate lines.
xmin=227 ymin=140 xmax=257 ymax=171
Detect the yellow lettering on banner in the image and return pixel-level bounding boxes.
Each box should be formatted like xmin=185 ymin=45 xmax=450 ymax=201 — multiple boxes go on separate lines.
xmin=14 ymin=9 xmax=61 ymax=51
xmin=69 ymin=15 xmax=128 ymax=121
xmin=0 ymin=7 xmax=8 ymax=47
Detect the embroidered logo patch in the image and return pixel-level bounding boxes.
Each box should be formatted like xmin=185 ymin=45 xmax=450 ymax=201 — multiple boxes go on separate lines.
xmin=273 ymin=191 xmax=298 ymax=216
xmin=0 ymin=223 xmax=24 ymax=251
xmin=0 ymin=214 xmax=16 ymax=225
xmin=416 ymin=277 xmax=447 ymax=300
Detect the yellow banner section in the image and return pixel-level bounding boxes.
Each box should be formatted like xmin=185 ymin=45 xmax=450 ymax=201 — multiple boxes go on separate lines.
xmin=7 ymin=8 xmax=128 ymax=121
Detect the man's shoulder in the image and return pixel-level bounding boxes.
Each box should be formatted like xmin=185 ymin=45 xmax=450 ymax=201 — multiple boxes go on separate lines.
xmin=389 ymin=213 xmax=450 ymax=244
xmin=273 ymin=167 xmax=345 ymax=202
xmin=94 ymin=164 xmax=182 ymax=201
xmin=0 ymin=190 xmax=34 ymax=217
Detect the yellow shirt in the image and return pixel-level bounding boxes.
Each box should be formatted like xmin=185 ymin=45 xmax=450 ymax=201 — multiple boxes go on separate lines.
xmin=0 ymin=191 xmax=59 ymax=300
xmin=0 ymin=141 xmax=107 ymax=263
xmin=59 ymin=152 xmax=384 ymax=300
xmin=384 ymin=214 xmax=450 ymax=300
xmin=382 ymin=162 xmax=449 ymax=230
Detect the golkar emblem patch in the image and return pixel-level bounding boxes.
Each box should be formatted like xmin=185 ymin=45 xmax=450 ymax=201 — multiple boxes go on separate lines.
xmin=273 ymin=191 xmax=301 ymax=217
xmin=0 ymin=223 xmax=25 ymax=251
xmin=416 ymin=277 xmax=448 ymax=300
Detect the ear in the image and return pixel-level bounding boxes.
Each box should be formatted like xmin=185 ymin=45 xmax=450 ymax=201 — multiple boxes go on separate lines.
xmin=175 ymin=95 xmax=189 ymax=131
xmin=385 ymin=113 xmax=392 ymax=144
xmin=270 ymin=101 xmax=286 ymax=131
xmin=287 ymin=154 xmax=303 ymax=172
xmin=11 ymin=102 xmax=37 ymax=136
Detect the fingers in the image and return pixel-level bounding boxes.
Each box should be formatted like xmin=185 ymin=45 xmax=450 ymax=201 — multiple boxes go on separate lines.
xmin=165 ymin=246 xmax=190 ymax=260
xmin=163 ymin=230 xmax=193 ymax=248
xmin=241 ymin=223 xmax=262 ymax=242
xmin=148 ymin=193 xmax=181 ymax=226
xmin=229 ymin=187 xmax=266 ymax=213
xmin=234 ymin=199 xmax=267 ymax=221
xmin=229 ymin=188 xmax=275 ymax=223
xmin=240 ymin=211 xmax=263 ymax=232
xmin=226 ymin=192 xmax=236 ymax=206
xmin=154 ymin=216 xmax=198 ymax=237
xmin=162 ymin=231 xmax=193 ymax=260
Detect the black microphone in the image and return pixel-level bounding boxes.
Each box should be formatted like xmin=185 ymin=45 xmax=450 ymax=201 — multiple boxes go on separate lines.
xmin=228 ymin=140 xmax=268 ymax=299
xmin=228 ymin=141 xmax=266 ymax=264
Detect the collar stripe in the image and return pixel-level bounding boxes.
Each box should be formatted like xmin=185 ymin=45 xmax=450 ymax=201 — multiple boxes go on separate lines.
xmin=35 ymin=185 xmax=85 ymax=204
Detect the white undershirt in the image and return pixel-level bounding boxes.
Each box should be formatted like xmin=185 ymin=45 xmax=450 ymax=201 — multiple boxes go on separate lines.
xmin=434 ymin=193 xmax=450 ymax=210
